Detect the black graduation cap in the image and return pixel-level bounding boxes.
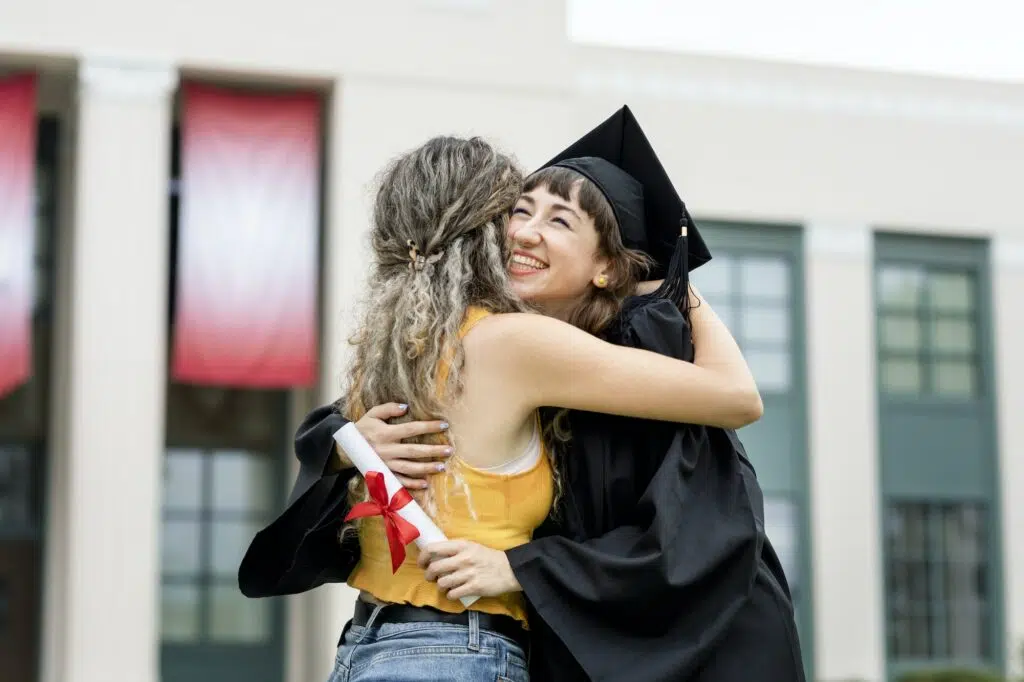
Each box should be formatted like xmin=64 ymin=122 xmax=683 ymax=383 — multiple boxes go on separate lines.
xmin=538 ymin=105 xmax=711 ymax=305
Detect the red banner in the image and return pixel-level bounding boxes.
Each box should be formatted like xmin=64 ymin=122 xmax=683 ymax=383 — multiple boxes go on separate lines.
xmin=0 ymin=74 xmax=37 ymax=399
xmin=172 ymin=83 xmax=321 ymax=387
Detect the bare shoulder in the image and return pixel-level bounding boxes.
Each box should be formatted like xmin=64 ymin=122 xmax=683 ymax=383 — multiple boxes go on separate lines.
xmin=462 ymin=312 xmax=578 ymax=359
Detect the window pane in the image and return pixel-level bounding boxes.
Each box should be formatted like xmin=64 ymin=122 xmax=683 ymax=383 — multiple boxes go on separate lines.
xmin=933 ymin=360 xmax=977 ymax=397
xmin=887 ymin=502 xmax=991 ymax=663
xmin=694 ymin=256 xmax=733 ymax=297
xmin=211 ymin=451 xmax=274 ymax=514
xmin=741 ymin=306 xmax=789 ymax=345
xmin=942 ymin=505 xmax=988 ymax=658
xmin=164 ymin=450 xmax=203 ymax=511
xmin=0 ymin=446 xmax=33 ymax=531
xmin=740 ymin=257 xmax=789 ymax=300
xmin=162 ymin=520 xmax=201 ymax=576
xmin=881 ymin=359 xmax=922 ymax=394
xmin=929 ymin=272 xmax=974 ymax=312
xmin=763 ymin=498 xmax=800 ymax=599
xmin=210 ymin=520 xmax=262 ymax=576
xmin=746 ymin=348 xmax=790 ymax=392
xmin=931 ymin=318 xmax=975 ymax=354
xmin=161 ymin=584 xmax=200 ymax=643
xmin=880 ymin=315 xmax=922 ymax=352
xmin=878 ymin=266 xmax=924 ymax=310
xmin=887 ymin=504 xmax=932 ymax=659
xmin=209 ymin=583 xmax=272 ymax=643
xmin=33 ymin=165 xmax=53 ymax=312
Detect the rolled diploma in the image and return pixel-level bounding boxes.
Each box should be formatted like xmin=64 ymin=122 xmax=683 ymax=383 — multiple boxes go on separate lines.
xmin=334 ymin=422 xmax=479 ymax=607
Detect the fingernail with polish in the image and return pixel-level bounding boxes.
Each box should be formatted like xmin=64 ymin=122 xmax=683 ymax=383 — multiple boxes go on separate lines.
xmin=439 ymin=422 xmax=449 ymax=430
xmin=436 ymin=462 xmax=446 ymax=472
xmin=444 ymin=447 xmax=454 ymax=456
xmin=399 ymin=403 xmax=408 ymax=411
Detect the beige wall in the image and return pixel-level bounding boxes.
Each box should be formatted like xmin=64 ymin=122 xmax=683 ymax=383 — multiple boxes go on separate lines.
xmin=804 ymin=223 xmax=884 ymax=682
xmin=2 ymin=2 xmax=1023 ymax=681
xmin=994 ymin=237 xmax=1024 ymax=679
xmin=40 ymin=58 xmax=176 ymax=682
xmin=0 ymin=0 xmax=568 ymax=92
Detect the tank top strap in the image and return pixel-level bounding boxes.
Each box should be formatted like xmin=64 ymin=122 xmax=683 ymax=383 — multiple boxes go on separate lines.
xmin=437 ymin=306 xmax=492 ymax=388
xmin=459 ymin=306 xmax=492 ymax=339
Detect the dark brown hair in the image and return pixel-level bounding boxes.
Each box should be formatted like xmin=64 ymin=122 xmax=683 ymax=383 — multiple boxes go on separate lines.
xmin=524 ymin=166 xmax=653 ymax=448
xmin=523 ymin=166 xmax=653 ymax=336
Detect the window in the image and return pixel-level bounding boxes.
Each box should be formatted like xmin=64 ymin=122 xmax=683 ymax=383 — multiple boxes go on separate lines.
xmin=691 ymin=222 xmax=811 ymax=676
xmin=161 ymin=449 xmax=276 ymax=644
xmin=876 ymin=235 xmax=1000 ymax=675
xmin=885 ymin=502 xmax=990 ymax=661
xmin=33 ymin=160 xmax=55 ymax=314
xmin=696 ymin=253 xmax=794 ymax=393
xmin=877 ymin=265 xmax=979 ymax=398
xmin=764 ymin=497 xmax=801 ymax=601
xmin=0 ymin=447 xmax=35 ymax=534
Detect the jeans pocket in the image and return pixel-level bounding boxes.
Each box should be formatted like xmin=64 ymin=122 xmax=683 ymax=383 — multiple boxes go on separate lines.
xmin=326 ymin=655 xmax=349 ymax=682
xmin=496 ymin=648 xmax=530 ymax=682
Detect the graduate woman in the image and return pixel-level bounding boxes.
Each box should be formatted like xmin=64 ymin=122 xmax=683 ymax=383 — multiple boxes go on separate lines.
xmin=240 ymin=130 xmax=764 ymax=682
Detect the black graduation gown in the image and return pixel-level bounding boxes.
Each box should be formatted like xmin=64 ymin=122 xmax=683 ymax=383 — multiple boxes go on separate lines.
xmin=504 ymin=297 xmax=805 ymax=682
xmin=238 ymin=298 xmax=804 ymax=682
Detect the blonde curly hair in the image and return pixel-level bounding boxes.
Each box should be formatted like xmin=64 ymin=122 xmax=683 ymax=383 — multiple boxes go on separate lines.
xmin=341 ymin=135 xmax=533 ymax=518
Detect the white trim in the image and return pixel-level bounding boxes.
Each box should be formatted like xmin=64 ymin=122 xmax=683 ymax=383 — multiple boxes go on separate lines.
xmin=805 ymin=221 xmax=872 ymax=260
xmin=79 ymin=55 xmax=177 ymax=99
xmin=414 ymin=0 xmax=493 ymax=13
xmin=576 ymin=67 xmax=1024 ymax=129
xmin=994 ymin=236 xmax=1024 ymax=271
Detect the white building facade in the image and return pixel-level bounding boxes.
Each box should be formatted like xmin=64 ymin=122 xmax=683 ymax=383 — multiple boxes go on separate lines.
xmin=1 ymin=2 xmax=1022 ymax=681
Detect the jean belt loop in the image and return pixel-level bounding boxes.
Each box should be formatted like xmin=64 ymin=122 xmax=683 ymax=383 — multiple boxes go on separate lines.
xmin=467 ymin=610 xmax=481 ymax=652
xmin=356 ymin=604 xmax=387 ymax=645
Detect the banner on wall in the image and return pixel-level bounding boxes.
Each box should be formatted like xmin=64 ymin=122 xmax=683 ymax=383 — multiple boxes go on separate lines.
xmin=172 ymin=83 xmax=322 ymax=388
xmin=0 ymin=74 xmax=37 ymax=399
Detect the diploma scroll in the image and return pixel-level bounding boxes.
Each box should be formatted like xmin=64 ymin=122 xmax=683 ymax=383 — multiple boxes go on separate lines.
xmin=334 ymin=422 xmax=479 ymax=607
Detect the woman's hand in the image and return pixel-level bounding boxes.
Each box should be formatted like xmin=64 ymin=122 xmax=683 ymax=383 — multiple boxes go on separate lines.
xmin=341 ymin=403 xmax=452 ymax=489
xmin=418 ymin=540 xmax=522 ymax=601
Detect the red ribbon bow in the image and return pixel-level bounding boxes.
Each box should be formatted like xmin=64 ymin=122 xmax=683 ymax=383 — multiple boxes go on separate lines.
xmin=344 ymin=471 xmax=421 ymax=573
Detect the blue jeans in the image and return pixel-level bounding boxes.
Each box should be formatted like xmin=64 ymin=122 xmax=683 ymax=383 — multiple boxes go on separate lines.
xmin=328 ymin=605 xmax=530 ymax=682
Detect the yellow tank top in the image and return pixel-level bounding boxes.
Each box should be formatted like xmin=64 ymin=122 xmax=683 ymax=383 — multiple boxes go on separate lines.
xmin=347 ymin=307 xmax=554 ymax=625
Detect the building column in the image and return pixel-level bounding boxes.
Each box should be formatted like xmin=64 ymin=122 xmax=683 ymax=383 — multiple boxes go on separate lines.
xmin=994 ymin=236 xmax=1024 ymax=678
xmin=50 ymin=56 xmax=176 ymax=682
xmin=805 ymin=222 xmax=886 ymax=682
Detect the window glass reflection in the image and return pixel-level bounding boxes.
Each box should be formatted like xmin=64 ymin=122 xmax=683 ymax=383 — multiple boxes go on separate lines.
xmin=160 ymin=448 xmax=278 ymax=645
xmin=764 ymin=497 xmax=800 ymax=599
xmin=885 ymin=502 xmax=990 ymax=661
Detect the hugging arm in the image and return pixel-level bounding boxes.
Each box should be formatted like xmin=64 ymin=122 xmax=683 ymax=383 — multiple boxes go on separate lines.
xmin=483 ymin=287 xmax=762 ymax=429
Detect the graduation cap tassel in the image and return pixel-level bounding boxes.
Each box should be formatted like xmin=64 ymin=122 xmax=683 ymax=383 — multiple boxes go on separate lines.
xmin=653 ymin=214 xmax=691 ymax=315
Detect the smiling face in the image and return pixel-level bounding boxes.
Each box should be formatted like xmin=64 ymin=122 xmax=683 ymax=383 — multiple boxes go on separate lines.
xmin=507 ymin=182 xmax=611 ymax=321
xmin=506 ymin=166 xmax=654 ymax=335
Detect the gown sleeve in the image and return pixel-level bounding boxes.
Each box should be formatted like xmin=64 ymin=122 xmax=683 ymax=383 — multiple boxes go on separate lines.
xmin=506 ymin=299 xmax=764 ymax=682
xmin=238 ymin=405 xmax=363 ymax=598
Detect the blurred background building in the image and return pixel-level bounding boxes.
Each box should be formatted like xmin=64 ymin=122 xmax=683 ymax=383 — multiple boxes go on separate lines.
xmin=0 ymin=2 xmax=1022 ymax=682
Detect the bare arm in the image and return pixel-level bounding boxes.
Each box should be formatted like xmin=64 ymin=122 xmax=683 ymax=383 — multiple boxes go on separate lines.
xmin=687 ymin=284 xmax=759 ymax=409
xmin=472 ymin=304 xmax=763 ymax=430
